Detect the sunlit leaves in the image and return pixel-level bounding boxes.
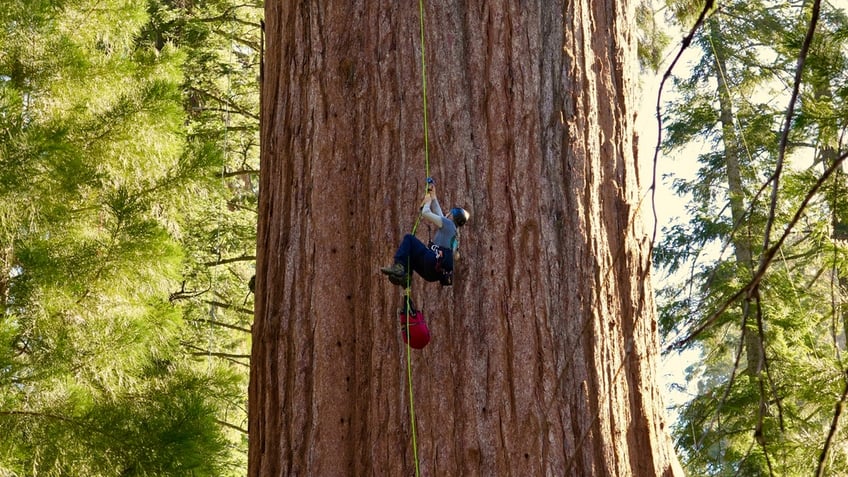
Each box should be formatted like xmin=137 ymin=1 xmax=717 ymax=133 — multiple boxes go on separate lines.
xmin=655 ymin=0 xmax=848 ymax=474
xmin=0 ymin=0 xmax=258 ymax=475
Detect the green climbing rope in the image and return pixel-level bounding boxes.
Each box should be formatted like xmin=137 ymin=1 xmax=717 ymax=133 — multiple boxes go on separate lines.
xmin=402 ymin=1 xmax=432 ymax=476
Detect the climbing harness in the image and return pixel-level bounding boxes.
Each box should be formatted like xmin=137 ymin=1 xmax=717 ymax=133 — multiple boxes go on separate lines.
xmin=428 ymin=242 xmax=453 ymax=286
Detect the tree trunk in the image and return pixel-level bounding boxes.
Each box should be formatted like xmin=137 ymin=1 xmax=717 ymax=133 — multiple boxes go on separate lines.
xmin=834 ymin=169 xmax=848 ymax=346
xmin=0 ymin=245 xmax=10 ymax=315
xmin=250 ymin=2 xmax=682 ymax=476
xmin=811 ymin=81 xmax=848 ymax=348
xmin=709 ymin=19 xmax=764 ymax=378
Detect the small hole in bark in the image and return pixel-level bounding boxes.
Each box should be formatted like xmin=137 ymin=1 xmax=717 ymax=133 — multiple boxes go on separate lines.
xmin=331 ymin=247 xmax=337 ymax=254
xmin=524 ymin=453 xmax=530 ymax=459
xmin=346 ymin=295 xmax=352 ymax=300
xmin=337 ymin=341 xmax=342 ymax=347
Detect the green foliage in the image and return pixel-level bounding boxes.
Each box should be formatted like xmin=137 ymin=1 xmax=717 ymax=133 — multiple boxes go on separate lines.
xmin=655 ymin=1 xmax=848 ymax=475
xmin=637 ymin=0 xmax=672 ymax=72
xmin=0 ymin=0 xmax=260 ymax=474
xmin=0 ymin=362 xmax=235 ymax=477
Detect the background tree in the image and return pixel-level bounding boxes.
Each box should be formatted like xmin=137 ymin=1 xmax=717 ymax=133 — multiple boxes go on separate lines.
xmin=655 ymin=1 xmax=848 ymax=475
xmin=143 ymin=0 xmax=263 ymax=468
xmin=251 ymin=1 xmax=681 ymax=475
xmin=0 ymin=0 xmax=260 ymax=474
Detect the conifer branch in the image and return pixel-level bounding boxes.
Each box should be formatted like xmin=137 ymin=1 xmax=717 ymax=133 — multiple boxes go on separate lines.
xmin=216 ymin=418 xmax=248 ymax=435
xmin=755 ymin=293 xmax=785 ymax=432
xmin=204 ymin=300 xmax=253 ymax=316
xmin=752 ymin=292 xmax=778 ymax=477
xmin=188 ymin=87 xmax=259 ymax=120
xmin=694 ymin=310 xmax=748 ymax=451
xmin=0 ymin=410 xmax=85 ymax=427
xmin=204 ymin=254 xmax=256 ymax=267
xmin=221 ymin=168 xmax=259 ymax=178
xmin=190 ymin=317 xmax=251 ymax=334
xmin=181 ymin=342 xmax=250 ymax=367
xmin=670 ymin=151 xmax=848 ymax=351
xmin=760 ymin=0 xmax=821 ymax=257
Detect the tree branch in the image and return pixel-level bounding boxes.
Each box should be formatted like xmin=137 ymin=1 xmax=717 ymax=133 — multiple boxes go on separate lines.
xmin=181 ymin=342 xmax=250 ymax=368
xmin=188 ymin=87 xmax=259 ymax=120
xmin=204 ymin=254 xmax=256 ymax=267
xmin=760 ymin=0 xmax=821 ymax=257
xmin=205 ymin=300 xmax=253 ymax=316
xmin=816 ymin=371 xmax=848 ymax=477
xmin=216 ymin=418 xmax=248 ymax=435
xmin=671 ymin=151 xmax=848 ymax=351
xmin=222 ymin=168 xmax=259 ymax=178
xmin=0 ymin=410 xmax=81 ymax=425
xmin=170 ymin=281 xmax=211 ymax=302
xmin=651 ymin=0 xmax=718 ymax=250
xmin=190 ymin=317 xmax=251 ymax=334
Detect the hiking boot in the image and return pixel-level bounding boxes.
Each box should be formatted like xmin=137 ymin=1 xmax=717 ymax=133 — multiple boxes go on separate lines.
xmin=388 ymin=274 xmax=406 ymax=286
xmin=380 ymin=263 xmax=406 ymax=278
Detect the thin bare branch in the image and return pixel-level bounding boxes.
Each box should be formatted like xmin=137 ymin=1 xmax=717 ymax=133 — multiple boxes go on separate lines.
xmin=816 ymin=372 xmax=848 ymax=477
xmin=182 ymin=343 xmax=250 ymax=368
xmin=760 ymin=0 xmax=821 ymax=256
xmin=205 ymin=300 xmax=253 ymax=316
xmin=188 ymin=86 xmax=259 ymax=120
xmin=205 ymin=254 xmax=256 ymax=267
xmin=651 ymin=0 xmax=718 ymax=250
xmin=216 ymin=418 xmax=248 ymax=435
xmin=190 ymin=317 xmax=251 ymax=334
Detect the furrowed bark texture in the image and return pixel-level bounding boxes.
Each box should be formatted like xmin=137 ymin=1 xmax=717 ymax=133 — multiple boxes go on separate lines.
xmin=250 ymin=1 xmax=683 ymax=476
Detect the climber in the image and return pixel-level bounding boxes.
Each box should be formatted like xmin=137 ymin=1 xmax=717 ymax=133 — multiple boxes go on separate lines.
xmin=381 ymin=182 xmax=469 ymax=287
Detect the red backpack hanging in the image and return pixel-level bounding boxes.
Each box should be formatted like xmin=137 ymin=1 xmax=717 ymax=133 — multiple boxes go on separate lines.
xmin=399 ymin=297 xmax=430 ymax=349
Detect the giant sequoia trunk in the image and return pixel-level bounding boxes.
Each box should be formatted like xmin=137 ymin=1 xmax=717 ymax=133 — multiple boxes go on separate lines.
xmin=250 ymin=2 xmax=682 ymax=475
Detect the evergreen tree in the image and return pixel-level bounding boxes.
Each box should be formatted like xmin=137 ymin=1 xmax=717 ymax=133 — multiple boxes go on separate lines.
xmin=0 ymin=0 xmax=261 ymax=474
xmin=141 ymin=0 xmax=262 ymax=469
xmin=656 ymin=1 xmax=848 ymax=475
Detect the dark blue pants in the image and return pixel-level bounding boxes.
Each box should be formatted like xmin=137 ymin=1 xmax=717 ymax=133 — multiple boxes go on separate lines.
xmin=394 ymin=234 xmax=443 ymax=282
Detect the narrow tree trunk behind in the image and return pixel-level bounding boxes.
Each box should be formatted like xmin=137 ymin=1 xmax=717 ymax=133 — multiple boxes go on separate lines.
xmin=251 ymin=2 xmax=682 ymax=475
xmin=710 ymin=19 xmax=765 ymax=381
xmin=812 ymin=82 xmax=848 ymax=348
xmin=824 ymin=147 xmax=848 ymax=346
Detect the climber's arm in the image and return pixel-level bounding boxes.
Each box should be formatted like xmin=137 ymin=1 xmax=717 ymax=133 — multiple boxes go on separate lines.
xmin=421 ymin=191 xmax=443 ymax=228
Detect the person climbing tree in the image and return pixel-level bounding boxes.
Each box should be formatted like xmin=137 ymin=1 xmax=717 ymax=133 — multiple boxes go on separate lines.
xmin=381 ymin=182 xmax=469 ymax=287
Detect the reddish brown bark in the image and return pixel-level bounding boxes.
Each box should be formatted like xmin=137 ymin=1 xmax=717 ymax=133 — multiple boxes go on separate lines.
xmin=250 ymin=2 xmax=682 ymax=475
